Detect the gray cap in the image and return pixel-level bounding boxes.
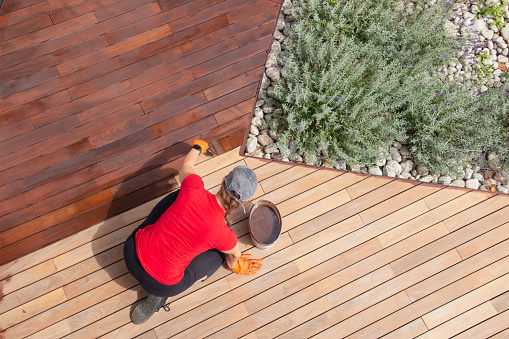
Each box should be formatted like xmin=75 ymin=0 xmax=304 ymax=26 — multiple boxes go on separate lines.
xmin=224 ymin=165 xmax=258 ymax=203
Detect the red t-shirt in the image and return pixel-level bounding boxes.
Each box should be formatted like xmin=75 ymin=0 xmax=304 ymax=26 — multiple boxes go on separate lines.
xmin=135 ymin=174 xmax=238 ymax=285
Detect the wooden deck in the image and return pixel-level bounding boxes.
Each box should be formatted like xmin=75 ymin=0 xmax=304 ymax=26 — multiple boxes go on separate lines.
xmin=0 ymin=0 xmax=282 ymax=264
xmin=2 ymin=0 xmax=509 ymax=337
xmin=1 ymin=147 xmax=509 ymax=338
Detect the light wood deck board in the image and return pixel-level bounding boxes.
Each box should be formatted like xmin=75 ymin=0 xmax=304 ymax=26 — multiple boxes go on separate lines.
xmin=1 ymin=147 xmax=507 ymax=338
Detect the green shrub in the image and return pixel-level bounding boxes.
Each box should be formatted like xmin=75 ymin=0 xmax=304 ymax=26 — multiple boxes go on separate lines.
xmin=271 ymin=0 xmax=509 ymax=173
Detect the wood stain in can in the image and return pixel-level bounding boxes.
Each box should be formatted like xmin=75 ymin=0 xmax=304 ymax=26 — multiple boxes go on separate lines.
xmin=248 ymin=200 xmax=282 ymax=250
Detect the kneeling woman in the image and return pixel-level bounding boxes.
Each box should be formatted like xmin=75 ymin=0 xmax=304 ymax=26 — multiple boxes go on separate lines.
xmin=123 ymin=140 xmax=263 ymax=324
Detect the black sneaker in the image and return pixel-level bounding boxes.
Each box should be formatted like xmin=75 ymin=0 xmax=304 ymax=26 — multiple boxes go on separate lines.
xmin=131 ymin=294 xmax=168 ymax=324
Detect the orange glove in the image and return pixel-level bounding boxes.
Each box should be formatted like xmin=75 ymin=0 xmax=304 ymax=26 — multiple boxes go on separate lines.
xmin=192 ymin=140 xmax=209 ymax=154
xmin=227 ymin=254 xmax=263 ymax=275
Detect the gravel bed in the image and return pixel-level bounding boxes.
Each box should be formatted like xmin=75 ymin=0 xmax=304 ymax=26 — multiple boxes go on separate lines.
xmin=246 ymin=0 xmax=509 ymax=193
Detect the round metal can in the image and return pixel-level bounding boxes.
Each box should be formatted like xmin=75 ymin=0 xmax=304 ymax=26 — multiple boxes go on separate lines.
xmin=248 ymin=200 xmax=282 ymax=250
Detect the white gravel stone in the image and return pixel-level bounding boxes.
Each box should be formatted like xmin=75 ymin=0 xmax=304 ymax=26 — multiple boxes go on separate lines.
xmin=498 ymin=55 xmax=509 ymax=63
xmin=251 ymin=116 xmax=263 ymax=128
xmin=450 ymin=179 xmax=466 ymax=187
xmin=438 ymin=175 xmax=452 ymax=185
xmin=264 ymin=143 xmax=278 ymax=154
xmin=465 ymin=179 xmax=481 ymax=189
xmin=250 ymin=125 xmax=259 ymax=135
xmin=419 ymin=175 xmax=434 ymax=183
xmin=501 ymin=24 xmax=509 ymax=43
xmin=497 ymin=185 xmax=509 ymax=194
xmin=335 ymin=160 xmax=347 ymax=171
xmin=257 ymin=134 xmax=273 ymax=146
xmin=464 ymin=167 xmax=474 ymax=180
xmin=400 ymin=160 xmax=414 ymax=174
xmin=416 ymin=163 xmax=429 ymax=177
xmin=260 ymin=73 xmax=270 ymax=89
xmin=368 ymin=166 xmax=383 ymax=176
xmin=254 ymin=107 xmax=264 ymax=119
xmin=390 ymin=148 xmax=402 ymax=162
xmin=383 ymin=160 xmax=402 ymax=177
xmin=266 ymin=67 xmax=281 ymax=82
xmin=246 ymin=137 xmax=258 ymax=154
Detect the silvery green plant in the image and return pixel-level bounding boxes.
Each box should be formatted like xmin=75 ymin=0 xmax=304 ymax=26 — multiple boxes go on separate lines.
xmin=272 ymin=0 xmax=509 ymax=173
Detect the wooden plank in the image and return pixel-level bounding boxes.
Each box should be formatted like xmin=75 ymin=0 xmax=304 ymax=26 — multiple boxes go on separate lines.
xmin=0 ymin=13 xmax=98 ymax=56
xmin=491 ymin=290 xmax=509 ymax=313
xmin=0 ymin=214 xmax=125 ymax=280
xmin=0 ymin=14 xmax=53 ymax=41
xmin=327 ymin=291 xmax=413 ymax=339
xmin=0 ymin=288 xmax=67 ymax=329
xmin=475 ymin=254 xmax=509 ymax=284
xmin=422 ymin=273 xmax=509 ymax=329
xmin=0 ymin=207 xmax=36 ymax=233
xmin=32 ymin=285 xmax=143 ymax=339
xmin=52 ymin=223 xmax=136 ymax=271
xmin=443 ymin=194 xmax=509 ymax=232
xmin=382 ymin=318 xmax=429 ymax=339
xmin=49 ymin=0 xmax=123 ymax=24
xmin=0 ymin=93 xmax=24 ymax=113
xmin=390 ymin=205 xmax=509 ymax=276
xmin=30 ymin=80 xmax=130 ymax=129
xmin=87 ymin=278 xmax=234 ymax=338
xmin=0 ymin=189 xmax=113 ymax=249
xmin=259 ymin=169 xmax=341 ymax=212
xmin=423 ymin=186 xmax=469 ymax=210
xmin=0 ymin=260 xmax=56 ymax=296
xmin=103 ymin=0 xmax=212 ymax=44
xmin=171 ymin=304 xmax=250 ymax=339
xmin=457 ymin=222 xmax=509 ymax=260
xmin=0 ymin=90 xmax=70 ymax=129
xmin=418 ymin=302 xmax=498 ymax=339
xmin=359 ymin=183 xmax=441 ymax=225
xmin=0 ymin=115 xmax=80 ymax=158
xmin=0 ymin=0 xmax=83 ymax=27
xmin=0 ymin=66 xmax=62 ymax=98
xmin=0 ymin=244 xmax=124 ymax=313
xmin=297 ymin=250 xmax=461 ymax=339
xmin=93 ymin=0 xmax=155 ymax=22
xmin=0 ymin=118 xmax=34 ymax=142
xmin=289 ymin=179 xmax=417 ymax=244
xmin=406 ymin=239 xmax=509 ymax=302
xmin=348 ymin=272 xmax=484 ymax=338
xmin=45 ymin=0 xmax=162 ymax=53
xmin=2 ymin=274 xmax=138 ymax=338
xmin=168 ymin=0 xmax=254 ymax=34
xmin=56 ymin=24 xmax=172 ymax=76
xmin=63 ymin=259 xmax=129 ymax=300
xmin=248 ymin=240 xmax=381 ymax=317
xmin=378 ymin=191 xmax=490 ymax=248
xmin=346 ymin=175 xmax=392 ymax=199
xmin=259 ymin=164 xmax=317 ymax=193
xmin=0 ymin=35 xmax=108 ymax=85
xmin=22 ymin=59 xmax=119 ymax=102
xmin=179 ymin=1 xmax=279 ymax=55
xmin=191 ymin=37 xmax=271 ymax=79
xmin=452 ymin=309 xmax=509 ymax=339
xmin=217 ymin=130 xmax=246 ymax=153
xmin=214 ymin=98 xmax=254 ymax=125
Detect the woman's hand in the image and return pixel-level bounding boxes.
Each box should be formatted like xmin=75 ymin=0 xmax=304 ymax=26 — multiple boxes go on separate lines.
xmin=227 ymin=253 xmax=263 ymax=275
xmin=192 ymin=140 xmax=209 ymax=154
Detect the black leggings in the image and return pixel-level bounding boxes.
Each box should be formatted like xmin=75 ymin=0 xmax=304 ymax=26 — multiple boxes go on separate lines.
xmin=123 ymin=190 xmax=226 ymax=297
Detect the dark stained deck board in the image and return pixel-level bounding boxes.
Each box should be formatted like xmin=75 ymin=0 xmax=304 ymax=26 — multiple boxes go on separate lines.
xmin=0 ymin=148 xmax=508 ymax=338
xmin=0 ymin=0 xmax=282 ymax=264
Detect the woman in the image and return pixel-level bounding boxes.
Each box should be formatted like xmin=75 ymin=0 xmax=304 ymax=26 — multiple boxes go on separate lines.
xmin=123 ymin=140 xmax=263 ymax=324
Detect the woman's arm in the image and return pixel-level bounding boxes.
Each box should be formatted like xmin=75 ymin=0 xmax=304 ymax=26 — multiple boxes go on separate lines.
xmin=221 ymin=243 xmax=241 ymax=269
xmin=179 ymin=140 xmax=209 ymax=182
xmin=178 ymin=147 xmax=200 ymax=183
